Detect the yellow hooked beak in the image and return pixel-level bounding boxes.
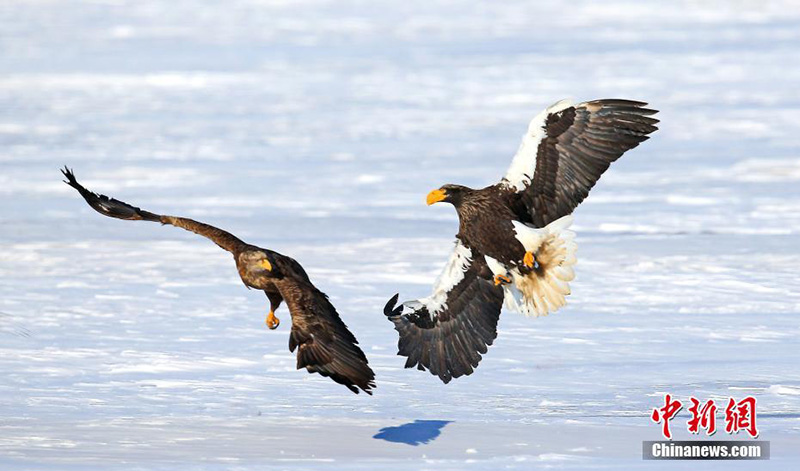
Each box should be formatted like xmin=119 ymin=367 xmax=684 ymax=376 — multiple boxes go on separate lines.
xmin=259 ymin=259 xmax=272 ymax=271
xmin=426 ymin=189 xmax=447 ymax=205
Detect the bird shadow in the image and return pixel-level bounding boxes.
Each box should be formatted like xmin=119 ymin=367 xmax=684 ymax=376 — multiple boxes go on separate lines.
xmin=373 ymin=420 xmax=452 ymax=446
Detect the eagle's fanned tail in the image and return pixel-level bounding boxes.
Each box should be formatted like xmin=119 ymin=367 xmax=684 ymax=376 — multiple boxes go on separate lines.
xmin=486 ymin=215 xmax=578 ymax=317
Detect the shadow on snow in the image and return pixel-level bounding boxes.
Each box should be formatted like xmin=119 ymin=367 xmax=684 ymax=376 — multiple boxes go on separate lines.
xmin=373 ymin=420 xmax=452 ymax=446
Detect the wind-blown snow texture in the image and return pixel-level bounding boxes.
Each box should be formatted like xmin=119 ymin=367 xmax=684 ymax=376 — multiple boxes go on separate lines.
xmin=1 ymin=1 xmax=799 ymax=469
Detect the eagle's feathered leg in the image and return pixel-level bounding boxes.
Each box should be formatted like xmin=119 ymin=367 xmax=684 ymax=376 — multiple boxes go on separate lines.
xmin=265 ymin=290 xmax=283 ymax=330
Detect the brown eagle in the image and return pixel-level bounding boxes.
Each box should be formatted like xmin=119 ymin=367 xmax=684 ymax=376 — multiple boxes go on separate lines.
xmin=62 ymin=167 xmax=375 ymax=394
xmin=384 ymin=99 xmax=659 ymax=383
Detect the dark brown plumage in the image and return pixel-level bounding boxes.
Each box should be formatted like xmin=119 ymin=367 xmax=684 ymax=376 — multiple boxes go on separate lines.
xmin=517 ymin=99 xmax=660 ymax=227
xmin=384 ymin=245 xmax=505 ymax=384
xmin=386 ymin=99 xmax=659 ymax=383
xmin=62 ymin=167 xmax=375 ymax=395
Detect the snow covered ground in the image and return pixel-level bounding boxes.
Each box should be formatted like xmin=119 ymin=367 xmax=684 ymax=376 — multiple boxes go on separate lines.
xmin=1 ymin=0 xmax=799 ymax=469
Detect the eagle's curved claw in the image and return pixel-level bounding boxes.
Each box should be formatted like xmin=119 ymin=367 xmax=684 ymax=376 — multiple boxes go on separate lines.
xmin=384 ymin=293 xmax=403 ymax=318
xmin=523 ymin=251 xmax=535 ymax=268
xmin=266 ymin=311 xmax=280 ymax=330
xmin=493 ymin=274 xmax=512 ymax=286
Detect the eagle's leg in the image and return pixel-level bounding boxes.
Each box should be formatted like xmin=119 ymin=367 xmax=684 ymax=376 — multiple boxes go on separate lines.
xmin=265 ymin=290 xmax=283 ymax=330
xmin=493 ymin=274 xmax=512 ymax=286
xmin=266 ymin=310 xmax=280 ymax=330
xmin=523 ymin=251 xmax=536 ymax=268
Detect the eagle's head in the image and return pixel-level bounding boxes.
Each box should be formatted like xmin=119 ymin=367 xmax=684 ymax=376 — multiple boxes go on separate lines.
xmin=240 ymin=250 xmax=279 ymax=277
xmin=426 ymin=184 xmax=471 ymax=207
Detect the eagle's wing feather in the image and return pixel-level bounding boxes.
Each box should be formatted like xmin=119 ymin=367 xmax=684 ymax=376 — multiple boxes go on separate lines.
xmin=275 ymin=257 xmax=375 ymax=394
xmin=501 ymin=99 xmax=659 ymax=227
xmin=61 ymin=166 xmax=246 ymax=253
xmin=384 ymin=241 xmax=505 ymax=383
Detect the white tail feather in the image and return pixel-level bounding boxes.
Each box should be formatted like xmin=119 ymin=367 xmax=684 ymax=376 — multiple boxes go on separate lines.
xmin=499 ymin=216 xmax=578 ymax=317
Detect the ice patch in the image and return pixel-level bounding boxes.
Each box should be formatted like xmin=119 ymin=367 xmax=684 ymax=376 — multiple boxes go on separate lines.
xmin=767 ymin=385 xmax=800 ymax=396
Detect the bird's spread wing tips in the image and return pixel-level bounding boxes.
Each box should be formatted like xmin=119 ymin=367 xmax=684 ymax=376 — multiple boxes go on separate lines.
xmin=501 ymin=99 xmax=658 ymax=226
xmin=383 ymin=293 xmax=402 ymax=318
xmin=282 ymin=278 xmax=376 ymax=395
xmin=61 ymin=166 xmax=78 ymax=187
xmin=292 ymin=327 xmax=376 ymax=395
xmin=61 ymin=167 xmax=246 ymax=253
xmin=384 ymin=243 xmax=504 ymax=383
xmin=60 ymin=167 xmax=162 ymax=222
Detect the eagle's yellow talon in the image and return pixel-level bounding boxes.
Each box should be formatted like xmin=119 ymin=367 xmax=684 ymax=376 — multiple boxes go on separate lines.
xmin=493 ymin=274 xmax=512 ymax=286
xmin=523 ymin=251 xmax=535 ymax=268
xmin=266 ymin=310 xmax=280 ymax=330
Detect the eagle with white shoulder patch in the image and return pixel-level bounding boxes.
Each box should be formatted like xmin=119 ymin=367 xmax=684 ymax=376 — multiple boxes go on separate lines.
xmin=384 ymin=98 xmax=659 ymax=384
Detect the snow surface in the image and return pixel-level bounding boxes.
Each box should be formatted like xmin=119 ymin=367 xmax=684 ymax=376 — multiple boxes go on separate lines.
xmin=1 ymin=0 xmax=800 ymax=469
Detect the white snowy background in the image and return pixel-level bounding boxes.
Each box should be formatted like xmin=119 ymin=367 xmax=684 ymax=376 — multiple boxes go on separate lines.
xmin=1 ymin=0 xmax=799 ymax=469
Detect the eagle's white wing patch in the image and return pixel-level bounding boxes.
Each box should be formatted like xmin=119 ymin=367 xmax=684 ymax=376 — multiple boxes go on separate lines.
xmin=501 ymin=98 xmax=574 ymax=192
xmin=404 ymin=240 xmax=473 ymax=317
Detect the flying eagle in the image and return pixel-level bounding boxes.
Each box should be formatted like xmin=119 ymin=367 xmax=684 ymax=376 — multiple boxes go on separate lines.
xmin=62 ymin=167 xmax=375 ymax=394
xmin=384 ymin=99 xmax=659 ymax=383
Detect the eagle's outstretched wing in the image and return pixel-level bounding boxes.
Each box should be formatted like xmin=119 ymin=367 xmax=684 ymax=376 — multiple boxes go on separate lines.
xmin=64 ymin=167 xmax=374 ymax=394
xmin=501 ymin=99 xmax=659 ymax=227
xmin=61 ymin=166 xmax=246 ymax=253
xmin=275 ymin=258 xmax=375 ymax=394
xmin=384 ymin=241 xmax=505 ymax=384
xmin=62 ymin=166 xmax=162 ymax=222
